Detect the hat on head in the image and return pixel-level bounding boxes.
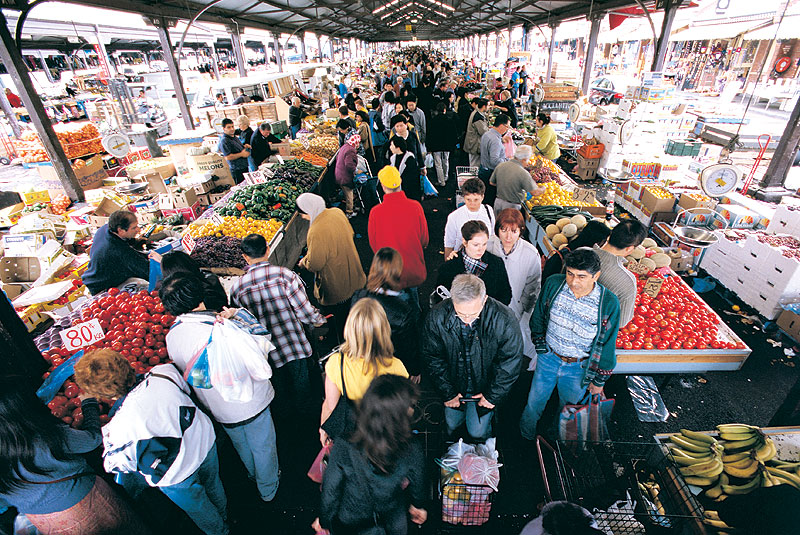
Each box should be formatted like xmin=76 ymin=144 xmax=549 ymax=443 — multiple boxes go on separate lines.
xmin=378 ymin=165 xmax=401 ymax=190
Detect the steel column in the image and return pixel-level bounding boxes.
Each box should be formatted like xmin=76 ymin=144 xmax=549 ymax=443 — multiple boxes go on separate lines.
xmin=652 ymin=0 xmax=683 ymax=72
xmin=758 ymin=96 xmax=800 ymax=189
xmin=273 ymin=33 xmax=283 ymax=71
xmin=300 ymin=35 xmax=307 ymax=63
xmin=210 ymin=42 xmax=221 ymax=80
xmin=155 ymin=22 xmax=194 ymax=130
xmin=581 ymin=16 xmax=602 ymax=95
xmin=38 ymin=51 xmax=55 ymax=84
xmin=93 ymin=27 xmax=116 ymax=76
xmin=546 ymin=23 xmax=557 ymax=83
xmin=0 ymin=12 xmax=83 ymax=201
xmin=229 ymin=26 xmax=247 ymax=77
xmin=329 ymin=37 xmax=334 ymax=61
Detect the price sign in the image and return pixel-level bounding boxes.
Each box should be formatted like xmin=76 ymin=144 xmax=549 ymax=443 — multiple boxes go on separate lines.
xmin=210 ymin=212 xmax=224 ymax=225
xmin=245 ymin=170 xmax=267 ymax=185
xmin=643 ymin=277 xmax=664 ymax=298
xmin=59 ymin=319 xmax=105 ymax=352
xmin=628 ymin=261 xmax=651 ymax=276
xmin=181 ymin=233 xmax=196 ymax=254
xmin=571 ymin=188 xmax=596 ymax=204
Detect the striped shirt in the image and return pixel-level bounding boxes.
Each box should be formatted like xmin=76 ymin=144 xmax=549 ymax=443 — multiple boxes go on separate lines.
xmin=593 ymin=244 xmax=637 ymax=327
xmin=546 ymin=283 xmax=600 ymax=360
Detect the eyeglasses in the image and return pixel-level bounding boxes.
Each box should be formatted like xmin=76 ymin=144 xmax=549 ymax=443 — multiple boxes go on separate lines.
xmin=455 ymin=309 xmax=481 ymax=322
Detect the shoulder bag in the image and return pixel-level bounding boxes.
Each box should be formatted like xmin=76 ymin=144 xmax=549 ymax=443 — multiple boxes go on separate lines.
xmin=320 ymin=355 xmax=357 ymax=440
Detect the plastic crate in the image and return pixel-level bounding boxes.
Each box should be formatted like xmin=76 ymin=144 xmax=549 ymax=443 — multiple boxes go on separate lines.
xmin=577 ymin=143 xmax=604 ymax=159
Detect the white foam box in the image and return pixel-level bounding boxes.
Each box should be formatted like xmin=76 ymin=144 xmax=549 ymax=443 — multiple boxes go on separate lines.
xmin=767 ymin=205 xmax=800 ymax=236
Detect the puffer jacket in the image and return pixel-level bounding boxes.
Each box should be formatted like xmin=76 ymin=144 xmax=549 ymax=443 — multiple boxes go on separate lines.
xmin=463 ymin=109 xmax=488 ymax=156
xmin=422 ymin=298 xmax=523 ymax=406
xmin=352 ymin=289 xmax=420 ymax=375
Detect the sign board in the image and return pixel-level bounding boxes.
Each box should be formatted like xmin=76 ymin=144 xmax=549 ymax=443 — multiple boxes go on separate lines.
xmin=181 ymin=232 xmax=196 ymax=254
xmin=643 ymin=277 xmax=664 ymax=298
xmin=628 ymin=261 xmax=651 ymax=276
xmin=244 ymin=170 xmax=267 ymax=185
xmin=210 ymin=212 xmax=224 ymax=225
xmin=405 ymin=24 xmax=412 ymax=31
xmin=571 ymin=188 xmax=596 ymax=205
xmin=59 ymin=318 xmax=105 ymax=352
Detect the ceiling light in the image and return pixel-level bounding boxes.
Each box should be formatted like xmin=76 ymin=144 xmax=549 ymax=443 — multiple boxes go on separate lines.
xmin=426 ymin=19 xmax=439 ymax=25
xmin=425 ymin=0 xmax=455 ymax=12
xmin=411 ymin=18 xmax=418 ymax=22
xmin=372 ymin=0 xmax=400 ymax=15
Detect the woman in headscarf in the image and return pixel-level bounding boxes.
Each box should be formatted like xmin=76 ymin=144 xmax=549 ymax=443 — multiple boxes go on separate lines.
xmin=297 ymin=193 xmax=366 ymax=339
xmin=335 ymin=119 xmax=360 ymax=218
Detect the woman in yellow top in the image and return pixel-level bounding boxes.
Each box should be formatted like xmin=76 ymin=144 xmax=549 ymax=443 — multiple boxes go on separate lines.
xmin=320 ymin=298 xmax=408 ymax=445
xmin=535 ymin=112 xmax=561 ymax=161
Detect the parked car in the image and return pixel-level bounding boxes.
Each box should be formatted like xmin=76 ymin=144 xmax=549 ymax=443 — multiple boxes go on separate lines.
xmin=588 ymin=76 xmax=638 ymax=105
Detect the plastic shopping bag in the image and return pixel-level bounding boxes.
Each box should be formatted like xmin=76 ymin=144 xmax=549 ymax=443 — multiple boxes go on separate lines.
xmin=207 ymin=318 xmax=275 ymax=402
xmin=558 ymin=393 xmax=615 ymax=448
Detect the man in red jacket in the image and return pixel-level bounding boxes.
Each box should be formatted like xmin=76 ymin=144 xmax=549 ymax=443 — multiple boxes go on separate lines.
xmin=368 ymin=165 xmax=429 ymax=310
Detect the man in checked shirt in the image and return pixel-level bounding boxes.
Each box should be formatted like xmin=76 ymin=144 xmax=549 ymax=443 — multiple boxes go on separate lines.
xmin=231 ymin=234 xmax=326 ymax=421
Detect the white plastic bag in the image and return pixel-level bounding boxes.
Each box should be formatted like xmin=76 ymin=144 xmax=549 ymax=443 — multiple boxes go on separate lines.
xmin=207 ymin=319 xmax=275 ymax=402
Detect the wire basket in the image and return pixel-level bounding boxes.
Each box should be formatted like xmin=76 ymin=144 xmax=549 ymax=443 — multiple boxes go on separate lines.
xmin=441 ymin=482 xmax=495 ymax=526
xmin=537 ymin=438 xmax=706 ymax=535
xmin=455 ymin=166 xmax=479 ymax=208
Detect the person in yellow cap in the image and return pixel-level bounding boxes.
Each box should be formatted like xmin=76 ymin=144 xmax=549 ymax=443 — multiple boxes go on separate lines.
xmin=368 ymin=166 xmax=429 ymax=311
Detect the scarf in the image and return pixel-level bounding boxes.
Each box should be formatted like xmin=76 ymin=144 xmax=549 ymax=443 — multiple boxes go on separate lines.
xmin=345 ymin=132 xmax=361 ymax=148
xmin=296 ymin=193 xmax=326 ymax=223
xmin=462 ymin=253 xmax=488 ymax=277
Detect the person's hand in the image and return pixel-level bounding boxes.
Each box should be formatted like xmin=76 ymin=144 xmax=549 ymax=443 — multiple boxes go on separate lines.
xmin=319 ymin=427 xmax=330 ymax=447
xmin=409 ymin=506 xmax=428 ymax=525
xmin=475 ymin=393 xmax=495 ymax=410
xmin=148 ymin=251 xmax=162 ymax=263
xmin=445 ymin=250 xmax=458 ymax=261
xmin=244 ymin=144 xmax=251 ymax=149
xmin=421 ymin=168 xmax=427 ymax=176
xmin=409 ymin=374 xmax=421 ymax=384
xmin=313 ymin=315 xmax=327 ymax=328
xmin=588 ymin=383 xmax=604 ymax=395
xmin=531 ymin=186 xmax=546 ymax=196
xmin=299 ymin=255 xmax=307 ymax=268
xmin=311 ymin=517 xmax=329 ymax=535
xmin=444 ymin=394 xmax=462 ymax=408
xmin=217 ymin=307 xmax=239 ymax=320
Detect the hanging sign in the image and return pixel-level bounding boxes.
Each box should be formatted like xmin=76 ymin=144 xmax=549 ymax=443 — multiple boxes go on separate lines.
xmin=181 ymin=232 xmax=196 ymax=254
xmin=774 ymin=56 xmax=792 ymax=74
xmin=571 ymin=188 xmax=596 ymax=204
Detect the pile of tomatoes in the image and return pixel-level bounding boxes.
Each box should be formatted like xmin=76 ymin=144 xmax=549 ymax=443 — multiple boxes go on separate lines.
xmin=41 ymin=288 xmax=176 ymax=428
xmin=616 ymin=274 xmax=747 ymax=351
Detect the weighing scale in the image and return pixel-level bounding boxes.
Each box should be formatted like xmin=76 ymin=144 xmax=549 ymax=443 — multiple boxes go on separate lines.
xmin=101 ymin=133 xmax=131 ymax=158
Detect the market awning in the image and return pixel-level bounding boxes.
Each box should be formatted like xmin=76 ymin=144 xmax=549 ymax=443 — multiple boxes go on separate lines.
xmin=669 ymin=20 xmax=767 ymax=42
xmin=598 ymin=13 xmax=664 ymax=44
xmin=742 ymin=14 xmax=800 ymax=40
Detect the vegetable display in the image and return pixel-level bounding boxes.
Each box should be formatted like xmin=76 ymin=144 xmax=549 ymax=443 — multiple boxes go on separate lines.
xmin=15 ymin=123 xmax=103 ymax=162
xmin=269 ymin=159 xmax=323 ymax=190
xmin=190 ymin=236 xmax=247 ymax=269
xmin=188 ymin=216 xmax=282 ymax=240
xmin=528 ymin=154 xmax=562 ymax=183
xmin=306 ymin=136 xmax=339 ymax=160
xmin=218 ymin=179 xmax=300 ymax=222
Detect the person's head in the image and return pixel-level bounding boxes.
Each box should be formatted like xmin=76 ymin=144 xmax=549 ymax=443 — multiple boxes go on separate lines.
xmin=564 ymin=248 xmax=602 ymax=298
xmin=474 ymin=97 xmax=488 ymax=111
xmin=158 ymin=273 xmax=206 ymax=316
xmin=390 ymin=114 xmax=408 ymax=135
xmin=514 ymin=144 xmax=533 ymax=162
xmin=341 ymin=298 xmax=394 ymax=374
xmin=536 ymin=112 xmax=551 ymax=128
xmin=108 ymin=210 xmax=139 ymax=239
xmin=606 ymin=219 xmax=648 ymax=256
xmin=259 ymin=122 xmax=272 ymax=134
xmin=450 ymin=274 xmax=487 ymax=326
xmin=138 ymin=89 xmax=145 ymax=97
xmin=500 ymin=90 xmax=511 ymax=100
xmin=237 ymin=88 xmax=245 ymax=96
xmin=389 ymin=135 xmax=407 ymax=155
xmin=353 ymin=87 xmax=360 ymax=96
xmin=405 ymin=96 xmax=417 ymax=111
xmin=338 ymin=105 xmax=349 ymax=119
xmin=236 ymin=115 xmax=250 ymax=131
xmin=377 ymin=165 xmax=402 ymax=192
xmin=355 ymin=110 xmax=369 ymax=125
xmin=461 ymin=220 xmax=489 ymax=260
xmin=354 ymin=97 xmax=364 ymax=109
xmin=215 ymin=92 xmax=224 ymax=101
xmin=383 ymin=82 xmax=393 ymax=93
xmin=384 ymin=91 xmax=395 ymax=105
xmin=540 ymin=501 xmax=606 ymax=535
xmin=394 ymin=101 xmax=405 ymax=115
xmin=221 ymin=117 xmax=235 ymax=135
xmin=434 ymin=101 xmax=446 ymax=116
xmin=352 ymin=374 xmax=419 ymax=472
xmin=461 ymin=177 xmax=485 ymax=211
xmin=4 ymin=88 xmax=11 ymax=95
xmin=336 ymin=119 xmax=351 ymax=133
xmin=160 ymin=250 xmax=202 ymax=280
xmin=291 ymin=96 xmax=301 ymax=106
xmin=366 ymin=247 xmax=403 ymax=292
xmin=371 ymin=97 xmax=381 ymax=110
xmin=571 ymin=220 xmax=612 ymax=249
xmin=241 ymin=233 xmax=269 ymax=263
xmin=296 ymin=192 xmax=326 ymax=223
xmin=495 ymin=208 xmax=525 ymax=249
xmin=0 ymin=376 xmax=75 ymax=493
xmin=73 ymin=349 xmax=136 ymax=400
xmin=493 ymin=113 xmax=511 ymax=134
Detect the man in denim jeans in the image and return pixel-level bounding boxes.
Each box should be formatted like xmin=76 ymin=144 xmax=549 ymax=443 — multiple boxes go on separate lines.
xmin=519 ymin=248 xmax=621 ymax=440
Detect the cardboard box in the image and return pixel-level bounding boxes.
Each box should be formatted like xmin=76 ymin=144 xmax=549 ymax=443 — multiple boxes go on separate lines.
xmin=185 ymin=152 xmax=234 ymax=183
xmin=670 ymin=250 xmax=694 ymax=272
xmin=271 ymin=142 xmax=291 ymax=158
xmin=641 ymin=187 xmax=675 ymax=213
xmin=678 ymin=193 xmax=717 ymax=211
xmin=576 ymin=154 xmax=600 ymax=170
xmin=88 ymin=197 xmax=126 ymax=228
xmin=131 ymin=171 xmax=169 ymax=194
xmin=20 ymin=190 xmax=50 ymax=205
xmin=193 ymin=177 xmax=215 ymax=194
xmin=573 ymin=167 xmax=597 ymax=180
xmin=778 ymin=309 xmax=800 ymax=343
xmin=0 ymin=257 xmax=41 ymax=283
xmin=159 ymin=188 xmax=198 ymax=210
xmin=126 ymin=157 xmax=176 ymax=180
xmin=2 ymin=233 xmax=46 ymax=257
xmin=135 ymin=209 xmax=161 ymax=226
xmin=35 ymin=157 xmax=108 ymax=193
xmin=716 ymin=205 xmax=758 ymax=229
xmin=208 ymin=191 xmax=228 ymax=205
xmin=167 ymin=141 xmax=204 ymax=178
xmin=0 ymin=203 xmax=25 ymax=227
xmin=197 ymin=193 xmax=211 ymax=207
xmin=161 ymin=201 xmax=203 ymax=222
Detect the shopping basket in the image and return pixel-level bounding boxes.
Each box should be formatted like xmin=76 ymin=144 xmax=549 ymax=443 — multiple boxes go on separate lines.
xmin=436 ymin=440 xmax=501 ymax=528
xmin=455 ymin=166 xmax=478 ymax=208
xmin=536 ymin=438 xmax=706 ymax=535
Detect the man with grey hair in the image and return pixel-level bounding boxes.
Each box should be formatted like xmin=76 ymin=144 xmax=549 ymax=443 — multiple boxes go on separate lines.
xmin=490 ymin=143 xmax=545 ymax=217
xmin=288 ymin=96 xmax=305 ymax=139
xmin=250 ymin=122 xmax=282 ymax=168
xmin=423 ymin=273 xmax=523 ymax=440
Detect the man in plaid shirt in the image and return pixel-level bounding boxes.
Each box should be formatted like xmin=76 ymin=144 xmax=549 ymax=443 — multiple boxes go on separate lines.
xmin=231 ymin=234 xmax=326 ymax=419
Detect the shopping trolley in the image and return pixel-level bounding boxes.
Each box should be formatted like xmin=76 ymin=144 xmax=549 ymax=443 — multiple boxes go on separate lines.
xmin=353 ymin=154 xmax=381 ymax=213
xmin=455 ymin=166 xmax=478 ymax=208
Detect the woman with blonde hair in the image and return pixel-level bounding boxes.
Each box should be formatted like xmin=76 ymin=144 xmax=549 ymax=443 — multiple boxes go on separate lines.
xmin=319 ymin=297 xmax=408 ymax=446
xmin=236 ymin=115 xmax=254 ymax=147
xmin=352 ymin=248 xmax=421 ymax=381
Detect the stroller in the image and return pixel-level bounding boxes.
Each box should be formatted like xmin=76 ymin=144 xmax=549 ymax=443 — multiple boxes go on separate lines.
xmin=353 ymin=154 xmax=381 ymax=213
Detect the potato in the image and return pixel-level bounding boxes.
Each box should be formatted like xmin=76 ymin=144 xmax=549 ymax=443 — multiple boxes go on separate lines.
xmin=556 ymin=217 xmax=572 ymax=229
xmin=552 ymin=233 xmax=568 ymax=247
xmin=546 ymin=224 xmax=560 ymax=238
xmin=562 ymin=223 xmax=578 ymax=237
xmin=651 ymin=253 xmax=671 ymax=268
xmin=641 ymin=237 xmax=657 ymax=248
xmin=571 ymin=214 xmax=587 ymax=229
xmin=629 ymin=245 xmax=646 ymax=260
xmin=649 ymin=246 xmax=664 ymax=254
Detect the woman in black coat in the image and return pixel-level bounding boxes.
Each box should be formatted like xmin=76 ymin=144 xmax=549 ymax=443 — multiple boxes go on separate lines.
xmin=352 ymin=248 xmax=421 ymax=379
xmin=386 ymin=136 xmax=421 ymax=201
xmin=437 ymin=220 xmax=511 ymax=305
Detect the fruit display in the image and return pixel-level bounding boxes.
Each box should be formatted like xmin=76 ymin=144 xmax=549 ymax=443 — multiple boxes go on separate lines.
xmin=644 ymin=186 xmax=673 ymax=200
xmin=125 ymin=159 xmax=169 ymax=173
xmin=37 ymin=288 xmax=176 ymax=428
xmin=49 ymin=194 xmax=72 ymax=215
xmin=15 ymin=122 xmax=103 ymax=162
xmin=544 ymin=214 xmax=590 ymax=249
xmin=187 ymin=216 xmax=282 ymax=240
xmin=21 ymin=202 xmax=48 ymax=214
xmin=617 ymin=272 xmax=746 ymax=351
xmin=306 ymin=135 xmax=339 ymax=160
xmin=666 ymin=425 xmax=799 ymax=532
xmin=684 ymin=193 xmax=712 ymax=203
xmin=217 ymin=180 xmax=300 ymax=222
xmin=289 ymin=149 xmax=329 ymax=167
xmin=190 ymin=236 xmax=247 ymax=269
xmin=753 ymin=231 xmax=800 ymax=261
xmin=524 ymin=181 xmax=602 ymax=208
xmin=527 ymin=154 xmax=561 ymax=183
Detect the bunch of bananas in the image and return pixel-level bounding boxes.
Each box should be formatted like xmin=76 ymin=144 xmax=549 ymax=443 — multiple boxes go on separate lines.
xmin=669 ymin=429 xmax=724 ymax=487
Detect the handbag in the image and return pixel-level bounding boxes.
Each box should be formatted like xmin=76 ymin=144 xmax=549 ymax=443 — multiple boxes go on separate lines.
xmin=558 ymin=392 xmax=615 ymax=449
xmin=307 ymin=443 xmax=332 ymax=484
xmin=320 ymin=355 xmax=356 ymax=440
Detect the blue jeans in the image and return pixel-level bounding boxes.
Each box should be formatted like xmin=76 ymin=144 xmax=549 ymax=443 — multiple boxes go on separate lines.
xmin=519 ymin=350 xmax=588 ymax=440
xmin=445 ymin=403 xmax=494 ymax=441
xmin=223 ymin=407 xmax=279 ymax=501
xmin=290 ymin=124 xmax=301 ymax=139
xmin=161 ymin=444 xmax=229 ymax=535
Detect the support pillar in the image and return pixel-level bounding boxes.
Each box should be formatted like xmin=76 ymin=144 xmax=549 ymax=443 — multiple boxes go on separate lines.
xmin=754 ymin=96 xmax=800 ymax=200
xmin=38 ymin=51 xmax=54 ymax=84
xmin=300 ymin=35 xmax=307 ymax=63
xmin=581 ymin=15 xmax=602 ymax=95
xmin=0 ymin=12 xmax=83 ymax=200
xmin=93 ymin=26 xmax=116 ymax=76
xmin=546 ymin=23 xmax=557 ymax=83
xmin=209 ymin=42 xmax=221 ymax=80
xmin=329 ymin=37 xmax=334 ymax=62
xmin=484 ymin=34 xmax=489 ymax=61
xmin=0 ymin=78 xmax=22 ymax=139
xmin=495 ymin=32 xmax=501 ymax=60
xmin=229 ymin=26 xmax=247 ymax=77
xmin=521 ymin=24 xmax=530 ymax=53
xmin=152 ymin=19 xmax=194 ymax=130
xmin=652 ymin=0 xmax=683 ymax=71
xmin=273 ymin=33 xmax=283 ymax=72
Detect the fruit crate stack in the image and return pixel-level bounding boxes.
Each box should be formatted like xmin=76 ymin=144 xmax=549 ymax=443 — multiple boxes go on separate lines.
xmin=660 ymin=425 xmax=800 ymax=533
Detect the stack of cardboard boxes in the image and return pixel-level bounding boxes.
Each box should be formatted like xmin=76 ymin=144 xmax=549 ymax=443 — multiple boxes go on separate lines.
xmin=574 ymin=142 xmax=603 ymax=181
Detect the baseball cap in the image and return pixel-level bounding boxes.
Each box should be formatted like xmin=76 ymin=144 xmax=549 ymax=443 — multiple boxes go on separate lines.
xmin=378 ymin=165 xmax=401 ymax=189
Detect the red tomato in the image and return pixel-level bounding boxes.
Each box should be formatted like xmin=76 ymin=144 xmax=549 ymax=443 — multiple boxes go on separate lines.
xmin=108 ymin=288 xmax=120 ymax=296
xmin=130 ymin=347 xmax=143 ymax=356
xmin=148 ymin=356 xmax=161 ymax=366
xmin=157 ymin=347 xmax=169 ymax=358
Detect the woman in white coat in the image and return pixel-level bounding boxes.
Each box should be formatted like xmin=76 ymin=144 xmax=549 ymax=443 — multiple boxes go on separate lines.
xmin=487 ymin=208 xmax=541 ymax=368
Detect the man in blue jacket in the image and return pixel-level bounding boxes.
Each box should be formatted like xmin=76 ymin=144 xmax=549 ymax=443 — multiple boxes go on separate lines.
xmin=83 ymin=210 xmax=155 ymax=295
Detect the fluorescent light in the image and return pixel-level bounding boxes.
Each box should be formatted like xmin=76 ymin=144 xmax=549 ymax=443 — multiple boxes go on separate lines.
xmin=372 ymin=0 xmax=400 ymax=15
xmin=411 ymin=18 xmax=418 ymax=22
xmin=425 ymin=0 xmax=455 ymax=12
xmin=426 ymin=19 xmax=439 ymax=25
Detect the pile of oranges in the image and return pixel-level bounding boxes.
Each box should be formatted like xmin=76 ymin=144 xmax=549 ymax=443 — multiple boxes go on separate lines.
xmin=188 ymin=216 xmax=282 ymax=240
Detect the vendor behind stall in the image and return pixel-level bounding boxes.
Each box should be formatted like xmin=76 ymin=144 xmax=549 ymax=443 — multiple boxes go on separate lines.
xmin=534 ymin=112 xmax=560 ymax=161
xmin=218 ymin=117 xmax=250 ymax=184
xmin=250 ymin=122 xmax=282 ymax=169
xmin=83 ymin=210 xmax=157 ymax=295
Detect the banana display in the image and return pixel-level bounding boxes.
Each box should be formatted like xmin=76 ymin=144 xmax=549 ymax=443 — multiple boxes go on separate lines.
xmin=667 ymin=424 xmax=800 ymax=532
